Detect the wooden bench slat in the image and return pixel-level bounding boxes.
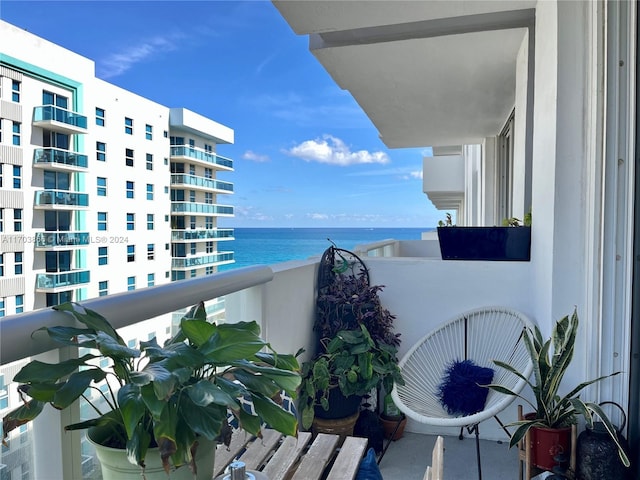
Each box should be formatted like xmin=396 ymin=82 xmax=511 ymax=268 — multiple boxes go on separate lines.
xmin=325 ymin=436 xmax=368 ymax=480
xmin=239 ymin=429 xmax=283 ymax=471
xmin=262 ymin=431 xmax=312 ymax=480
xmin=214 ymin=429 xmax=254 ymax=477
xmin=290 ymin=433 xmax=340 ymax=480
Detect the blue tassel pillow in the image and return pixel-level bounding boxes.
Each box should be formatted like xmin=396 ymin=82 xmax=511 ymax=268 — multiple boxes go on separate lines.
xmin=437 ymin=359 xmax=494 ymax=416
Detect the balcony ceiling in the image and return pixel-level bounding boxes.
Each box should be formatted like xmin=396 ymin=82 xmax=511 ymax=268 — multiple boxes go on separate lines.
xmin=273 ymin=1 xmax=535 ymax=148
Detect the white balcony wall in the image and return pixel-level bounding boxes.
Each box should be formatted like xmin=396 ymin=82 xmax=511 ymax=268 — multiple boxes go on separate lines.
xmin=422 ymin=154 xmax=465 ymax=219
xmin=364 ymin=256 xmax=534 ymax=441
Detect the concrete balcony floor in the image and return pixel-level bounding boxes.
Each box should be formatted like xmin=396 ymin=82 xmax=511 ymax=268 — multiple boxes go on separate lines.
xmin=379 ymin=432 xmax=520 ymax=479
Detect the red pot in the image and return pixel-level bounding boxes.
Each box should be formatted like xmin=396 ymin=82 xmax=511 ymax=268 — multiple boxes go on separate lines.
xmin=529 ymin=424 xmax=572 ymax=471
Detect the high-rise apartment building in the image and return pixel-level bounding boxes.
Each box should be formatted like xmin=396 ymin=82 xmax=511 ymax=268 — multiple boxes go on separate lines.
xmin=0 ymin=21 xmax=235 ymax=317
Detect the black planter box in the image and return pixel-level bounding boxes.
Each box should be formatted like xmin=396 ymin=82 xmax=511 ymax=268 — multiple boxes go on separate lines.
xmin=437 ymin=226 xmax=531 ymax=261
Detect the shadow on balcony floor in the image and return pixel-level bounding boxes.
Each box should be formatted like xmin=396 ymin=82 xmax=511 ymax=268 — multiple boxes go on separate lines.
xmin=378 ymin=432 xmax=520 ymax=479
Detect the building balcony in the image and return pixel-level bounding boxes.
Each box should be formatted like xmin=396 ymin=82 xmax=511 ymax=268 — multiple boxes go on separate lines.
xmin=32 ymin=105 xmax=88 ymax=134
xmin=33 ymin=148 xmax=88 ymax=171
xmin=35 ymin=269 xmax=90 ymax=291
xmin=171 ymin=252 xmax=234 ymax=269
xmin=171 ymin=228 xmax=234 ymax=242
xmin=0 ymin=249 xmax=529 ymax=480
xmin=170 ymin=146 xmax=233 ymax=171
xmin=34 ymin=190 xmax=89 ymax=209
xmin=170 ymin=174 xmax=233 ymax=193
xmin=34 ymin=231 xmax=90 ymax=249
xmin=170 ymin=202 xmax=233 ymax=216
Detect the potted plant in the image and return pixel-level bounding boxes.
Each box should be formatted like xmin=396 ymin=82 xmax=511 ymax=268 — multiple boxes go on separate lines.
xmin=2 ymin=301 xmax=301 ymax=480
xmin=299 ymin=324 xmax=403 ymax=433
xmin=436 ymin=211 xmax=532 ymax=261
xmin=487 ymin=308 xmax=630 ymax=471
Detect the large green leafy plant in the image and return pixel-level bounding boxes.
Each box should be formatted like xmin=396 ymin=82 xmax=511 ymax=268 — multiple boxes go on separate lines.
xmin=488 ymin=309 xmax=630 ymax=467
xmin=2 ymin=302 xmax=300 ymax=475
xmin=299 ymin=323 xmax=403 ymax=429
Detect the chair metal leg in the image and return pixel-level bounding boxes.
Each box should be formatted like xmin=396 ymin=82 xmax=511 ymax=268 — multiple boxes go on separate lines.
xmin=474 ymin=424 xmax=482 ymax=480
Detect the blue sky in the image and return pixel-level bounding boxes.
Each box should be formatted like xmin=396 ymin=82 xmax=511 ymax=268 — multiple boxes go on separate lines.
xmin=2 ymin=1 xmax=440 ymax=228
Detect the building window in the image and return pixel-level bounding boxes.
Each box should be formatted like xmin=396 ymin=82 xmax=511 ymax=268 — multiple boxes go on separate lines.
xmin=204 ymin=167 xmax=213 ymax=179
xmin=97 ymin=212 xmax=108 ymax=231
xmin=97 ymin=177 xmax=107 ymax=196
xmin=97 ymin=142 xmax=106 ymax=161
xmin=497 ymin=110 xmax=515 ymax=220
xmin=13 ymin=166 xmax=21 ymax=188
xmin=147 ymin=214 xmax=154 ymax=230
xmin=15 ymin=294 xmax=23 ymax=314
xmin=43 ymin=170 xmax=69 ymax=190
xmin=98 ymin=281 xmax=108 ymax=296
xmin=206 ymin=266 xmax=214 ymax=275
xmin=189 ymin=164 xmax=196 ymax=176
xmin=96 ymin=107 xmax=105 ymax=126
xmin=0 ymin=209 xmax=4 ymax=232
xmin=204 ymin=192 xmax=213 ymax=204
xmin=206 ymin=241 xmax=214 ymax=254
xmin=147 ymin=243 xmax=155 ymax=260
xmin=164 ymin=157 xmax=169 ymax=165
xmin=127 ymin=276 xmax=135 ymax=291
xmin=0 ymin=374 xmax=8 ymax=409
xmin=205 ymin=217 xmax=213 ymax=229
xmin=190 ymin=269 xmax=197 ymax=278
xmin=146 ymin=184 xmax=154 ymax=200
xmin=46 ymin=291 xmax=72 ymax=307
xmin=190 ymin=216 xmax=196 ymax=229
xmin=145 ymin=124 xmax=153 ymax=140
xmin=12 ymin=122 xmax=20 ymax=146
xmin=189 ymin=190 xmax=196 ymax=203
xmin=0 ymin=254 xmax=3 ymax=276
xmin=98 ymin=246 xmax=108 ymax=265
xmin=125 ymin=117 xmax=133 ymax=135
xmin=125 ymin=148 xmax=134 ymax=167
xmin=164 ymin=186 xmax=169 ymax=194
xmin=190 ymin=242 xmax=196 ymax=255
xmin=11 ymin=80 xmax=20 ymax=102
xmin=147 ymin=273 xmax=155 ymax=287
xmin=146 ymin=153 xmax=153 ymax=170
xmin=164 ymin=130 xmax=168 ymax=138
xmin=14 ymin=252 xmax=22 ymax=275
xmin=43 ymin=91 xmax=68 ymax=108
xmin=127 ymin=245 xmax=135 ymax=262
xmin=126 ymin=213 xmax=135 ymax=231
xmin=126 ymin=181 xmax=134 ymax=199
xmin=13 ymin=209 xmax=22 ymax=232
xmin=204 ymin=143 xmax=213 ymax=153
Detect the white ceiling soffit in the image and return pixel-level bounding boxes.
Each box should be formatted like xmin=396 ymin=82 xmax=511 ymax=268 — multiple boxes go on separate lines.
xmin=273 ymin=1 xmax=535 ymax=149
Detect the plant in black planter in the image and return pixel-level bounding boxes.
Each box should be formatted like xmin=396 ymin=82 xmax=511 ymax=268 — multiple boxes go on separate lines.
xmin=299 ymin=324 xmax=403 ymax=430
xmin=2 ymin=302 xmax=301 ymax=479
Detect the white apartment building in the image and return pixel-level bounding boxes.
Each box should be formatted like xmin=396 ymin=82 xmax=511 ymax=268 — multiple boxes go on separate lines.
xmin=0 ymin=20 xmax=235 ymax=317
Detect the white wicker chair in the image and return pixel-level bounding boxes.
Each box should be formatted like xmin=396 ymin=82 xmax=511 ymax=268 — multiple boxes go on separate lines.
xmin=391 ymin=306 xmax=535 ymax=480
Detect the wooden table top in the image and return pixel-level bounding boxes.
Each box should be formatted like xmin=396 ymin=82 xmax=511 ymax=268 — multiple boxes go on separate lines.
xmin=213 ymin=429 xmax=368 ymax=480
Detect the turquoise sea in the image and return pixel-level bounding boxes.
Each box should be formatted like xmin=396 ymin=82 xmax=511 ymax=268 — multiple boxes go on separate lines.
xmin=219 ymin=227 xmax=430 ymax=271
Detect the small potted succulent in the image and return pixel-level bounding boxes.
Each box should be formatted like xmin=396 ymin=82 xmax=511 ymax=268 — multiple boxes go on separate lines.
xmin=2 ymin=301 xmax=301 ymax=480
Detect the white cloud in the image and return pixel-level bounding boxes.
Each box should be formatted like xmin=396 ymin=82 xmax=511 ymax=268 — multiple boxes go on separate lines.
xmin=285 ymin=135 xmax=390 ymax=166
xmin=243 ymin=150 xmax=270 ymax=162
xmin=399 ymin=170 xmax=423 ymax=180
xmin=99 ymin=34 xmax=184 ymax=78
xmin=307 ymin=213 xmax=330 ymax=220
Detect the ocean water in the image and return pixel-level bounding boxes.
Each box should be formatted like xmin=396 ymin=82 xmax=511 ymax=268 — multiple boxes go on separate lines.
xmin=219 ymin=227 xmax=429 ymax=270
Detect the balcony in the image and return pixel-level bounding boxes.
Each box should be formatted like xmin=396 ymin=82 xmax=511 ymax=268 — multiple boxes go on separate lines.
xmin=171 ymin=228 xmax=234 ymax=242
xmin=32 ymin=105 xmax=88 ymax=134
xmin=170 ymin=174 xmax=233 ymax=193
xmin=35 ymin=269 xmax=90 ymax=291
xmin=170 ymin=146 xmax=233 ymax=170
xmin=34 ymin=232 xmax=90 ymax=249
xmin=170 ymin=202 xmax=233 ymax=215
xmin=0 ymin=252 xmax=527 ymax=480
xmin=34 ymin=190 xmax=89 ymax=209
xmin=33 ymin=148 xmax=88 ymax=171
xmin=171 ymin=252 xmax=234 ymax=269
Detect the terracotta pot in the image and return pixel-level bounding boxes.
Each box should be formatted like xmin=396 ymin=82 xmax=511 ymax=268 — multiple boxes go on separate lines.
xmin=312 ymin=411 xmax=360 ymax=445
xmin=529 ymin=424 xmax=572 ymax=471
xmin=379 ymin=414 xmax=407 ymax=440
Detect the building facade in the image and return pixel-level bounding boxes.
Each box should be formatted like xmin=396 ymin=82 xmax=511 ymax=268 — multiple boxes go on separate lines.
xmin=0 ymin=21 xmax=234 ymax=316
